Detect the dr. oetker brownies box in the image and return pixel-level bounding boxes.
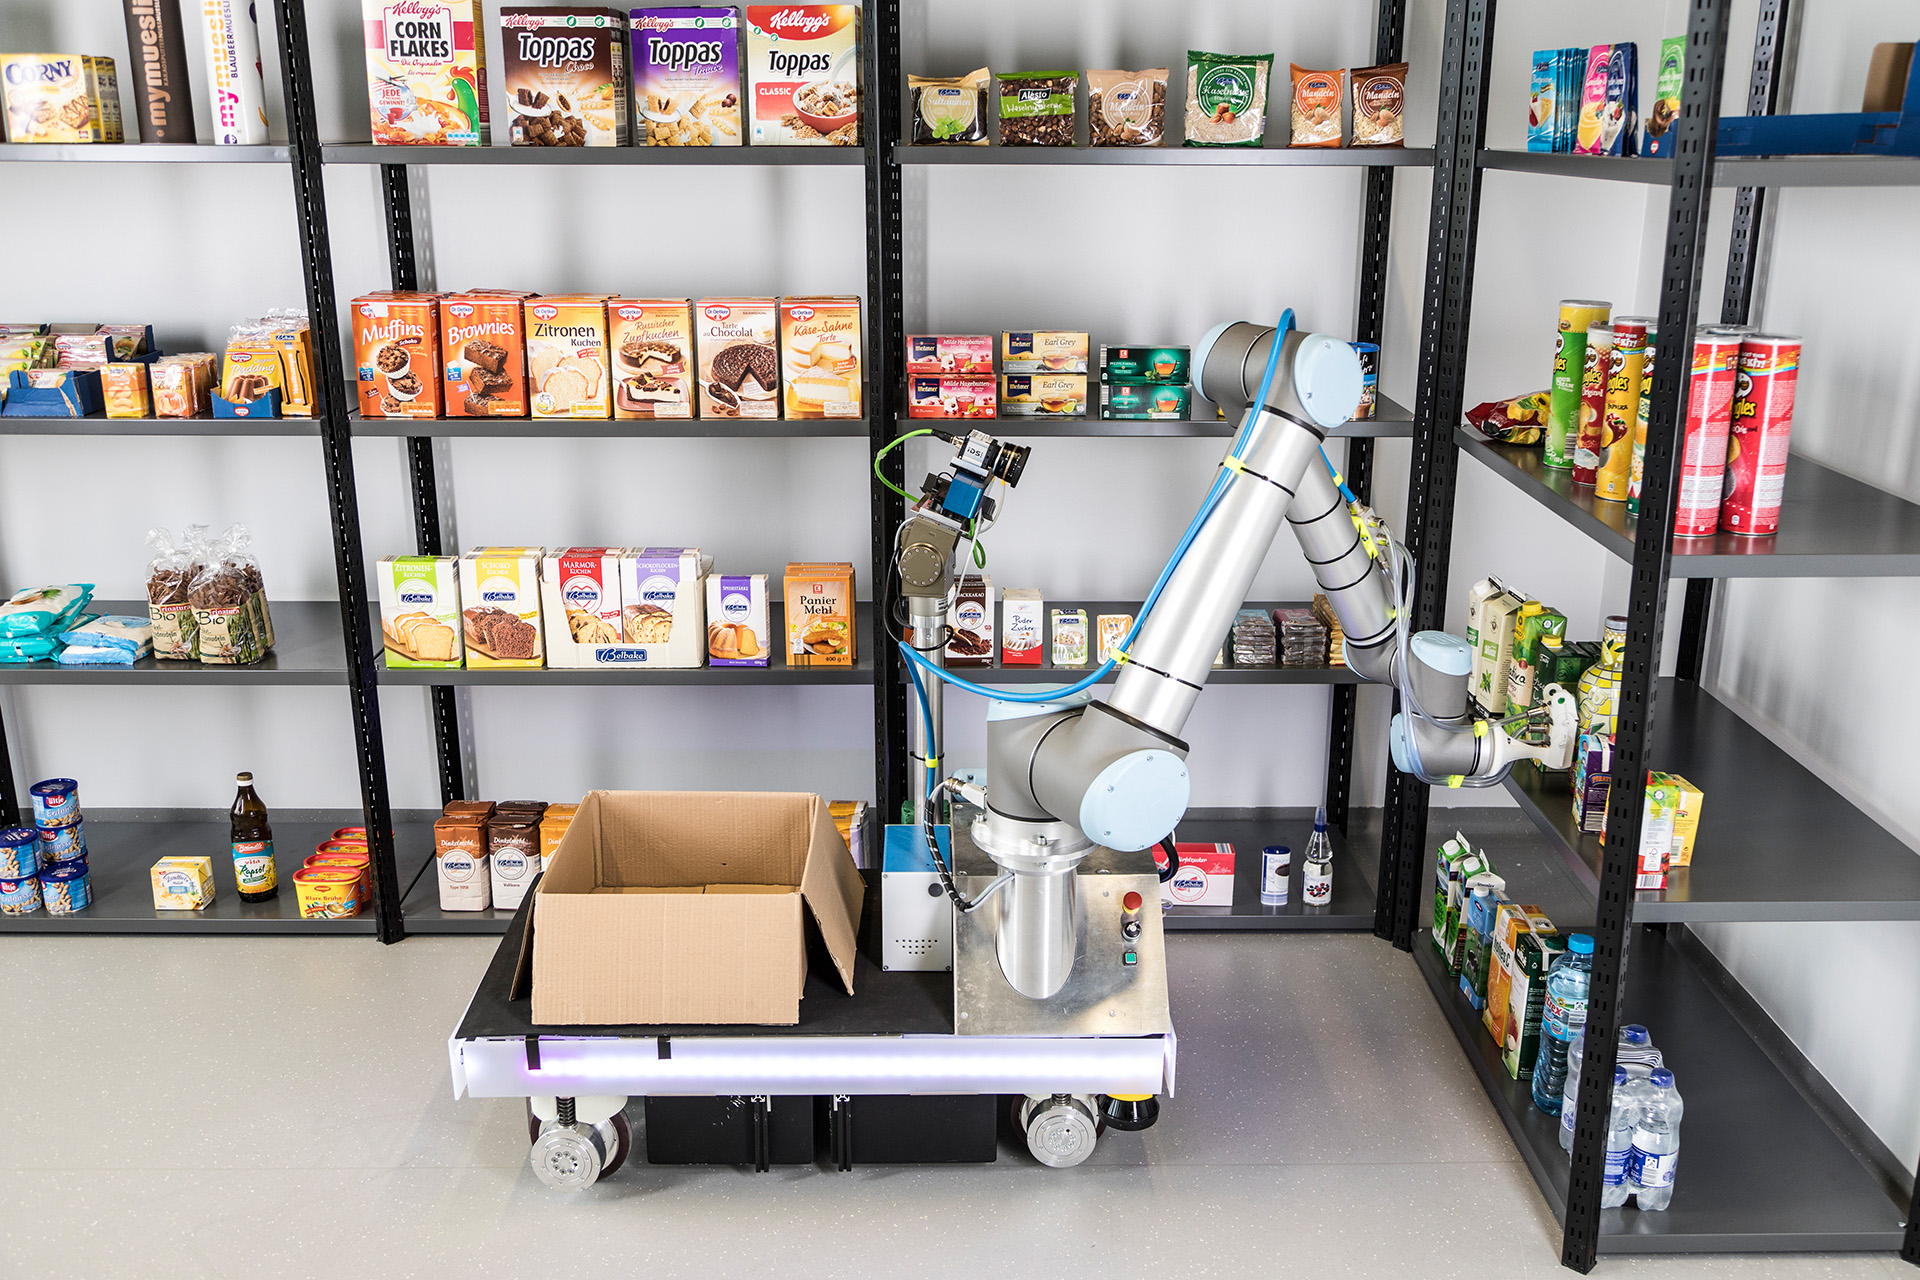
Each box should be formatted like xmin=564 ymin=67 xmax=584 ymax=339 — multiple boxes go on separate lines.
xmin=441 ymin=292 xmax=527 ymax=416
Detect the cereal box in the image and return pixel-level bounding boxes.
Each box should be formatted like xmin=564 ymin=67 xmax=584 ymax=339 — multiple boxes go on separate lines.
xmin=441 ymin=293 xmax=527 ymax=417
xmin=1003 ymin=588 xmax=1043 ymax=666
xmin=631 ymin=7 xmax=742 ymax=146
xmin=151 ymin=856 xmax=216 ymax=910
xmin=908 ymin=373 xmax=995 ymax=418
xmin=1 ymin=55 xmax=124 ymax=144
xmin=784 ymin=561 xmax=854 ymax=666
xmin=744 ymin=5 xmax=860 ymax=145
xmin=696 ymin=297 xmax=779 ymax=419
xmin=525 ymin=295 xmax=611 ymax=418
xmin=543 ymin=546 xmax=625 ymax=652
xmin=609 ymin=298 xmax=695 ymax=418
xmin=377 ymin=554 xmax=464 ymax=668
xmin=352 ymin=293 xmax=443 ymax=419
xmin=613 ymin=547 xmax=709 ymax=667
xmin=362 ymin=0 xmax=489 ymax=145
xmin=501 ymin=7 xmax=628 ymax=146
xmin=1002 ymin=331 xmax=1089 ymax=374
xmin=459 ymin=547 xmax=545 ymax=668
xmin=779 ymin=296 xmax=861 ymax=419
xmin=905 ymin=335 xmax=992 ymax=375
xmin=706 ymin=572 xmax=770 ymax=666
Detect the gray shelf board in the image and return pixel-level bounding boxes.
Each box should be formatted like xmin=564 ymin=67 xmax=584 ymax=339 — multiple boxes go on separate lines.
xmin=1457 ymin=430 xmax=1920 ymax=578
xmin=911 ymin=599 xmax=1356 ymax=687
xmin=0 ymin=601 xmax=347 ymax=686
xmin=1162 ymin=813 xmax=1376 ymax=931
xmin=0 ymin=142 xmax=290 ymax=163
xmin=375 ymin=602 xmax=872 ymax=686
xmin=322 ymin=143 xmax=860 ymax=166
xmin=1414 ymin=929 xmax=1906 ymax=1252
xmin=897 ymin=144 xmax=1433 ymax=168
xmin=0 ymin=816 xmax=401 ymax=934
xmin=1479 ymin=147 xmax=1920 ymax=188
xmin=1501 ymin=678 xmax=1920 ymax=922
xmin=903 ymin=395 xmax=1413 ymax=440
xmin=348 ymin=412 xmax=867 ymax=439
xmin=0 ymin=413 xmax=318 ymax=437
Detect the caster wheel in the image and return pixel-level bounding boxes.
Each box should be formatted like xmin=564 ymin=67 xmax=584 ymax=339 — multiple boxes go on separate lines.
xmin=600 ymin=1110 xmax=633 ymax=1178
xmin=529 ymin=1117 xmax=619 ymax=1189
xmin=1019 ymin=1094 xmax=1100 ymax=1169
xmin=526 ymin=1100 xmax=541 ymax=1146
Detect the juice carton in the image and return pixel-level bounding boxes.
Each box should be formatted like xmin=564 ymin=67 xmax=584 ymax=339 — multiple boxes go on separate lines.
xmin=1504 ymin=930 xmax=1567 ymax=1079
xmin=1657 ymin=771 xmax=1704 ymax=867
xmin=1458 ymin=873 xmax=1507 ymax=1010
xmin=1485 ymin=903 xmax=1552 ymax=1046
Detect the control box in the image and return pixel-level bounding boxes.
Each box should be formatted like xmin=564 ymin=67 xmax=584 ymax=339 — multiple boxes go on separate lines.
xmin=881 ymin=825 xmax=955 ymax=972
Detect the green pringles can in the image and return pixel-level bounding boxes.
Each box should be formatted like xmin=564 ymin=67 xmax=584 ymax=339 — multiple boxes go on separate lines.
xmin=1545 ymin=300 xmax=1610 ymax=469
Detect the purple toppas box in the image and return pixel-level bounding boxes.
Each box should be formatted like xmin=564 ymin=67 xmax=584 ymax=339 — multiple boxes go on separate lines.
xmin=630 ymin=7 xmax=743 ymax=145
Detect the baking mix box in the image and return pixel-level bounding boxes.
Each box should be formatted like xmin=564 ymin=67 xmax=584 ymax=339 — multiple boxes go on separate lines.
xmin=695 ymin=297 xmax=779 ymax=418
xmin=1167 ymin=842 xmax=1234 ymax=909
xmin=377 ymin=554 xmax=464 ymax=668
xmin=707 ymin=573 xmax=770 ymax=666
xmin=613 ymin=547 xmax=710 ymax=667
xmin=525 ymin=295 xmax=612 ymax=418
xmin=460 ymin=547 xmax=545 ymax=668
xmin=609 ymin=298 xmax=695 ymax=418
xmin=541 ymin=546 xmax=626 ymax=662
xmin=779 ymin=296 xmax=861 ymax=418
xmin=441 ymin=292 xmax=528 ymax=416
xmin=362 ymin=0 xmax=489 ymax=145
xmin=1002 ymin=588 xmax=1043 ymax=666
xmin=353 ymin=293 xmax=443 ymax=419
xmin=744 ymin=5 xmax=860 ymax=145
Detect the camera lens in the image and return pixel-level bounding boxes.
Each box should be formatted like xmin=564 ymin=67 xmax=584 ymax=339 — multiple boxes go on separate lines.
xmin=993 ymin=442 xmax=1030 ymax=487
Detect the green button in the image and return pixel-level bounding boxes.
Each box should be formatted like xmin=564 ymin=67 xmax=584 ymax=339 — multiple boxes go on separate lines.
xmin=1123 ymin=951 xmax=1137 ymax=966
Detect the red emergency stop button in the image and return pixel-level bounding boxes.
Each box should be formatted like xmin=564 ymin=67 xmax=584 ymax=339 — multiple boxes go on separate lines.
xmin=1123 ymin=891 xmax=1142 ymax=913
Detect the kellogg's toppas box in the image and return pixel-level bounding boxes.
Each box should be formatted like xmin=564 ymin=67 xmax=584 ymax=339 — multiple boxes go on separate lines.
xmin=631 ymin=7 xmax=743 ymax=146
xmin=779 ymin=296 xmax=861 ymax=419
xmin=353 ymin=293 xmax=443 ymax=418
xmin=362 ymin=0 xmax=489 ymax=145
xmin=501 ymin=7 xmax=629 ymax=146
xmin=744 ymin=6 xmax=860 ymax=145
xmin=441 ymin=292 xmax=527 ymax=417
xmin=525 ymin=295 xmax=611 ymax=418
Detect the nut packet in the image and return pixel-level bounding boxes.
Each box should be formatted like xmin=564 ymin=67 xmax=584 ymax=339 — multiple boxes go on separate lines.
xmin=1289 ymin=63 xmax=1344 ymax=146
xmin=146 ymin=527 xmax=201 ymax=659
xmin=1184 ymin=51 xmax=1272 ymax=147
xmin=998 ymin=70 xmax=1075 ymax=145
xmin=1350 ymin=62 xmax=1406 ymax=146
xmin=1087 ymin=68 xmax=1167 ymax=146
xmin=909 ymin=67 xmax=990 ymax=143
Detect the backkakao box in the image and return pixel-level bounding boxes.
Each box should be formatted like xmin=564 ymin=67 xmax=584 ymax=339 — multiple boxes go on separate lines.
xmin=779 ymin=296 xmax=861 ymax=419
xmin=353 ymin=293 xmax=443 ymax=418
xmin=442 ymin=292 xmax=528 ymax=416
xmin=525 ymin=295 xmax=611 ymax=418
xmin=609 ymin=298 xmax=695 ymax=419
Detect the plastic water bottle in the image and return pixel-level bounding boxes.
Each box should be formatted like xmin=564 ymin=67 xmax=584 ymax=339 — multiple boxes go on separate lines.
xmin=1601 ymin=1067 xmax=1639 ymax=1208
xmin=1627 ymin=1067 xmax=1683 ymax=1210
xmin=1301 ymin=807 xmax=1333 ymax=907
xmin=1561 ymin=1023 xmax=1659 ymax=1153
xmin=1531 ymin=933 xmax=1594 ymax=1114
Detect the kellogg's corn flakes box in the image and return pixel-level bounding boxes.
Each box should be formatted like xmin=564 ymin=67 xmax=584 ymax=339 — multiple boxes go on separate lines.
xmin=363 ymin=0 xmax=490 ymax=145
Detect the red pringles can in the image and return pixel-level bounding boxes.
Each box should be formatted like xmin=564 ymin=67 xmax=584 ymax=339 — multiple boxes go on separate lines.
xmin=1675 ymin=329 xmax=1742 ymax=537
xmin=1721 ymin=334 xmax=1801 ymax=536
xmin=1572 ymin=324 xmax=1614 ymax=485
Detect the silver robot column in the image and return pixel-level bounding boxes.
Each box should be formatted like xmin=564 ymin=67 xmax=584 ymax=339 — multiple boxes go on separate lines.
xmin=906 ymin=598 xmax=946 ymax=825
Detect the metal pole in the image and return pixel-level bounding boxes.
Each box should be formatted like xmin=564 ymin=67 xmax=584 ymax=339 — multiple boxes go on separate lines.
xmin=272 ymin=0 xmax=406 ymax=943
xmin=0 ymin=706 xmax=20 ymax=825
xmin=864 ymin=0 xmax=907 ymax=823
xmin=1326 ymin=0 xmax=1405 ymax=849
xmin=906 ymin=600 xmax=945 ymax=825
xmin=1381 ymin=0 xmax=1495 ymax=950
xmin=1563 ymin=2 xmax=1730 ymax=1270
xmin=378 ymin=164 xmax=465 ymax=808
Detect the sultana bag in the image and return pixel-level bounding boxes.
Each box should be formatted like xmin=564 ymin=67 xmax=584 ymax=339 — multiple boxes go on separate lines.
xmin=146 ymin=527 xmax=201 ymax=660
xmin=909 ymin=68 xmax=991 ymax=144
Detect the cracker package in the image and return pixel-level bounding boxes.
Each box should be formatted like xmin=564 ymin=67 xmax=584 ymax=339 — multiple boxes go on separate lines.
xmin=1350 ymin=62 xmax=1406 ymax=147
xmin=744 ymin=5 xmax=860 ymax=145
xmin=1184 ymin=50 xmax=1271 ymax=147
xmin=501 ymin=7 xmax=628 ymax=146
xmin=610 ymin=298 xmax=695 ymax=418
xmin=632 ymin=8 xmax=742 ymax=146
xmin=378 ymin=555 xmax=463 ymax=668
xmin=525 ymin=295 xmax=611 ymax=418
xmin=1288 ymin=63 xmax=1343 ymax=147
xmin=1087 ymin=68 xmax=1167 ymax=146
xmin=696 ymin=297 xmax=779 ymax=419
xmin=442 ymin=292 xmax=528 ymax=417
xmin=779 ymin=296 xmax=861 ymax=419
xmin=189 ymin=524 xmax=272 ymax=666
xmin=362 ymin=0 xmax=489 ymax=145
xmin=353 ymin=293 xmax=442 ymax=419
xmin=0 ymin=54 xmax=124 ymax=144
xmin=784 ymin=561 xmax=854 ymax=666
xmin=460 ymin=547 xmax=545 ymax=668
xmin=908 ymin=67 xmax=989 ymax=144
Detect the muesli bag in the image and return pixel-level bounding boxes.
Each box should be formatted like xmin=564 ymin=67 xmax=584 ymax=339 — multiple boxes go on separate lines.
xmin=187 ymin=524 xmax=271 ymax=665
xmin=146 ymin=528 xmax=201 ymax=660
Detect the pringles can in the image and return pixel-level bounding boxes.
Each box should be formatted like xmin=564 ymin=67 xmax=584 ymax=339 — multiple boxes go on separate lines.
xmin=1676 ymin=329 xmax=1742 ymax=537
xmin=1721 ymin=334 xmax=1801 ymax=536
xmin=1628 ymin=329 xmax=1657 ymax=514
xmin=1546 ymin=300 xmax=1611 ymax=469
xmin=1597 ymin=317 xmax=1651 ymax=501
xmin=1572 ymin=324 xmax=1614 ymax=484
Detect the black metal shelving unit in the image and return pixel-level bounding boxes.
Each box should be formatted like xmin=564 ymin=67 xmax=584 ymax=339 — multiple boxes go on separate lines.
xmin=1392 ymin=0 xmax=1920 ymax=1267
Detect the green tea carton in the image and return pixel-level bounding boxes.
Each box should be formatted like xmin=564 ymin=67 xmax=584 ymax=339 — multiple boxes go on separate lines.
xmin=1465 ymin=577 xmax=1525 ymax=717
xmin=1435 ymin=836 xmax=1492 ymax=976
xmin=1504 ymin=927 xmax=1566 ymax=1079
xmin=1430 ymin=833 xmax=1474 ymax=959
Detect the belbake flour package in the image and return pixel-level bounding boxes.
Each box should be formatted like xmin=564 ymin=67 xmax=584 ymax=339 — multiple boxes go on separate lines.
xmin=363 ymin=0 xmax=489 ymax=145
xmin=744 ymin=6 xmax=859 ymax=145
xmin=631 ymin=7 xmax=742 ymax=146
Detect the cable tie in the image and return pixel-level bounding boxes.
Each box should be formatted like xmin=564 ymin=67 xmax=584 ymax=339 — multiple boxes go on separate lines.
xmin=1222 ymin=456 xmax=1248 ymax=475
xmin=926 ymin=755 xmax=939 ymax=769
xmin=1112 ymin=648 xmax=1130 ymax=665
xmin=1474 ymin=721 xmax=1487 ymax=739
xmin=1447 ymin=775 xmax=1465 ymax=788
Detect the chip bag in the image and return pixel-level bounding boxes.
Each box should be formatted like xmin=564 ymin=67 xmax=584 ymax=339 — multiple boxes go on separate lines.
xmin=1465 ymin=391 xmax=1551 ymax=445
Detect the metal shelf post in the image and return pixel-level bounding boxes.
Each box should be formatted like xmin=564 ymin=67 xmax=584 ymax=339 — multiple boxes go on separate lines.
xmin=272 ymin=0 xmax=406 ymax=943
xmin=1380 ymin=0 xmax=1496 ymax=949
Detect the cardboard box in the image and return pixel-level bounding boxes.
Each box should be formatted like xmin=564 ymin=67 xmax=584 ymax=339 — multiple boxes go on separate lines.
xmin=1001 ymin=372 xmax=1087 ymax=416
xmin=460 ymin=547 xmax=545 ymax=668
xmin=779 ymin=296 xmax=861 ymax=419
xmin=542 ymin=546 xmax=625 ymax=654
xmin=377 ymin=555 xmax=464 ymax=668
xmin=362 ymin=0 xmax=489 ymax=145
xmin=609 ymin=298 xmax=694 ymax=418
xmin=696 ymin=297 xmax=779 ymax=419
xmin=907 ymin=373 xmax=995 ymax=418
xmin=522 ymin=791 xmax=864 ymax=1025
xmin=151 ymin=855 xmax=215 ymax=910
xmin=631 ymin=7 xmax=743 ymax=146
xmin=905 ymin=334 xmax=992 ymax=375
xmin=1001 ymin=330 xmax=1088 ymax=373
xmin=945 ymin=573 xmax=993 ymax=666
xmin=1166 ymin=842 xmax=1234 ymax=908
xmin=1 ymin=54 xmax=123 ymax=144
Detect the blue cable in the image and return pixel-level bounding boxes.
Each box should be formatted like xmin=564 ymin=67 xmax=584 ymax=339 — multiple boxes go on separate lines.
xmin=898 ymin=310 xmax=1297 ymax=704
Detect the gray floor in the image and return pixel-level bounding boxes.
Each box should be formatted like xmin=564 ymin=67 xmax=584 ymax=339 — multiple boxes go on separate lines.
xmin=2 ymin=931 xmax=1908 ymax=1279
